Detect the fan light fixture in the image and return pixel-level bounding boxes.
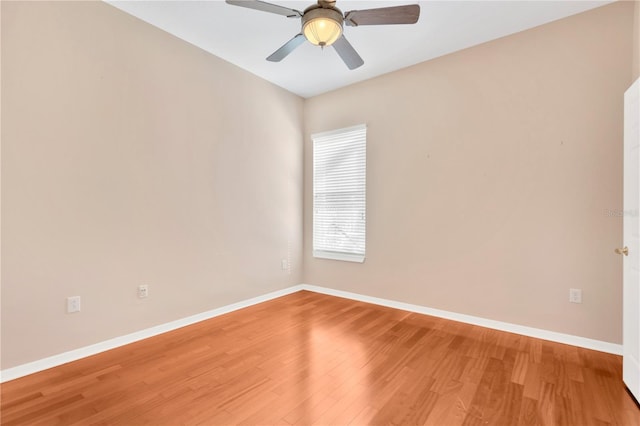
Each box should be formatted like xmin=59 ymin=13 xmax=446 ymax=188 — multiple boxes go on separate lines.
xmin=302 ymin=8 xmax=343 ymax=47
xmin=225 ymin=0 xmax=421 ymax=70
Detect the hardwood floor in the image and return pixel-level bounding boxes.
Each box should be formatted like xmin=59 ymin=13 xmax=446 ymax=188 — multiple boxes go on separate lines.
xmin=1 ymin=290 xmax=639 ymax=425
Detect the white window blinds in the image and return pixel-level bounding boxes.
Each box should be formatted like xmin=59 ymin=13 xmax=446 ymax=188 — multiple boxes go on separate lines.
xmin=313 ymin=124 xmax=366 ymax=263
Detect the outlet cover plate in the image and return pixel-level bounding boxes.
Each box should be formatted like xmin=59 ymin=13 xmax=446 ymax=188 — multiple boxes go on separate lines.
xmin=138 ymin=285 xmax=149 ymax=299
xmin=66 ymin=296 xmax=81 ymax=313
xmin=569 ymin=288 xmax=582 ymax=304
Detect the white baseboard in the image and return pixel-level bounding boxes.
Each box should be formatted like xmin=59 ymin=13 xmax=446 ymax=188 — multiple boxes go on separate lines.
xmin=0 ymin=285 xmax=305 ymax=383
xmin=299 ymin=284 xmax=622 ymax=356
xmin=1 ymin=283 xmax=621 ymax=383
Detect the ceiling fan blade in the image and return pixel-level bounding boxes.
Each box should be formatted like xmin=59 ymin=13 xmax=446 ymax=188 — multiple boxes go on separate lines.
xmin=344 ymin=4 xmax=420 ymax=26
xmin=267 ymin=33 xmax=306 ymax=62
xmin=225 ymin=0 xmax=302 ymax=18
xmin=332 ymin=35 xmax=364 ymax=70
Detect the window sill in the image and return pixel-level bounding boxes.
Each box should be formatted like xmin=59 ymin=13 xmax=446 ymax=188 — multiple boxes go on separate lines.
xmin=313 ymin=250 xmax=365 ymax=263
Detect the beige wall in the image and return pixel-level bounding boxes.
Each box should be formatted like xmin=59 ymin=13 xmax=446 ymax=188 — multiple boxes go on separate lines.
xmin=634 ymin=0 xmax=640 ymax=80
xmin=303 ymin=2 xmax=634 ymax=344
xmin=1 ymin=1 xmax=303 ymax=369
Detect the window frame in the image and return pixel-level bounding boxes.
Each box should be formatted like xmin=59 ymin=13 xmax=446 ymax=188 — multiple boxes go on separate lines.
xmin=312 ymin=124 xmax=367 ymax=263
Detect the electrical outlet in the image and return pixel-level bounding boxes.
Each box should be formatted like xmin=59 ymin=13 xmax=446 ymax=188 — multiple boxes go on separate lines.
xmin=66 ymin=296 xmax=81 ymax=313
xmin=569 ymin=288 xmax=582 ymax=304
xmin=281 ymin=259 xmax=288 ymax=270
xmin=138 ymin=285 xmax=149 ymax=299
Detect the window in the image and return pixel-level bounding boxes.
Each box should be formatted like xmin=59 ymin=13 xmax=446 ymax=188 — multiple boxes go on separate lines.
xmin=313 ymin=124 xmax=366 ymax=262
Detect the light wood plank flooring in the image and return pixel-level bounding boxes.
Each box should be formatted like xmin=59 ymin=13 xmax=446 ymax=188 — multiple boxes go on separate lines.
xmin=1 ymin=290 xmax=639 ymax=425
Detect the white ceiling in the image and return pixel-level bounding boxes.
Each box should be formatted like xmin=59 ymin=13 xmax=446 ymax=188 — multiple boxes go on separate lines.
xmin=106 ymin=0 xmax=612 ymax=98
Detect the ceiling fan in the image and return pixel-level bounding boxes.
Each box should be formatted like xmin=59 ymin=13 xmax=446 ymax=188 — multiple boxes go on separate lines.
xmin=226 ymin=0 xmax=421 ymax=70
